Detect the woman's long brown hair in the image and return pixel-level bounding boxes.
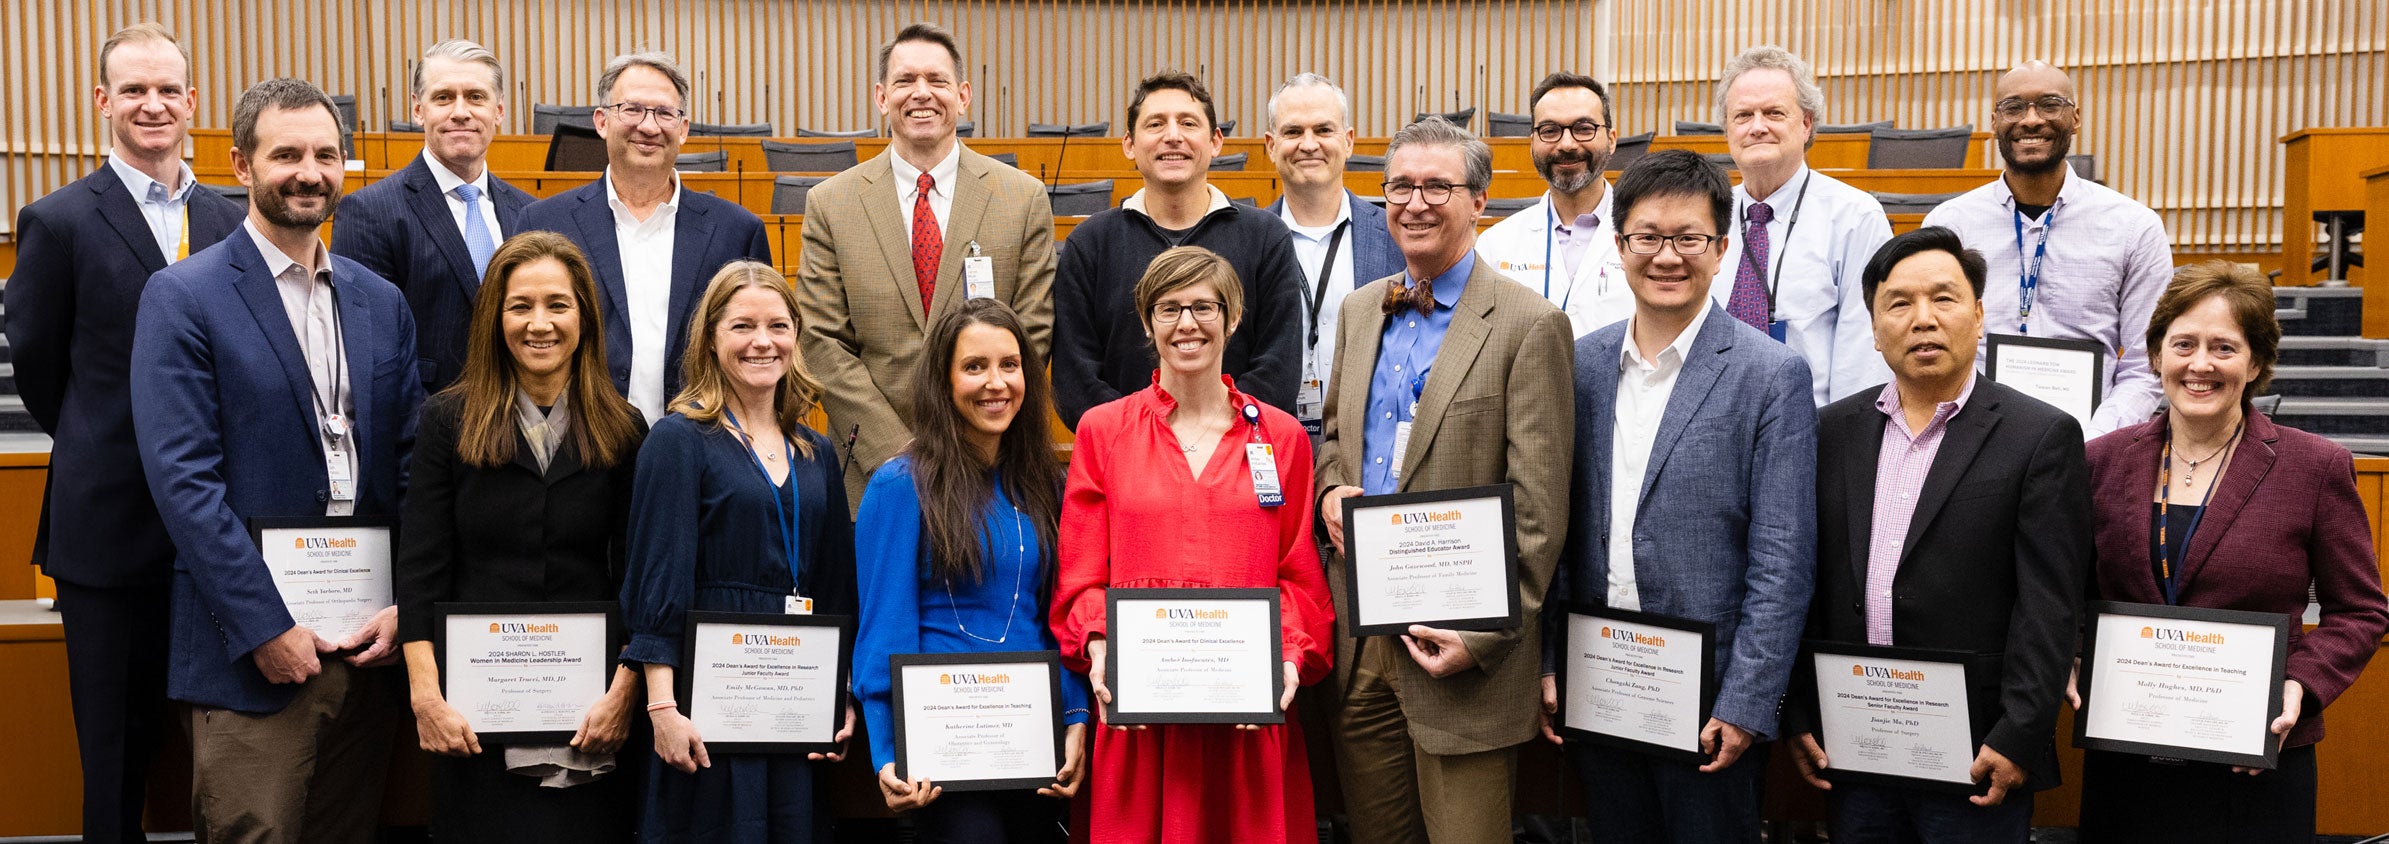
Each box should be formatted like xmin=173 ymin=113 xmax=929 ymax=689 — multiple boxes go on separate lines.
xmin=905 ymin=298 xmax=1063 ymax=585
xmin=445 ymin=231 xmax=642 ymax=469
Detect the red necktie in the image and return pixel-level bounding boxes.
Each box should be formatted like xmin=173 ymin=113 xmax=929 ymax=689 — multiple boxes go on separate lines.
xmin=911 ymin=172 xmax=942 ymax=315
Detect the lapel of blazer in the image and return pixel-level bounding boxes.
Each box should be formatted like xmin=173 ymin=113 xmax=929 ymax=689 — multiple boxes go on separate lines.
xmin=88 ymin=167 xmax=171 ymax=273
xmin=333 ymin=261 xmax=378 ymax=466
xmin=226 ymin=236 xmax=325 ymax=458
xmin=928 ymin=150 xmax=994 ymax=323
xmin=667 ymin=189 xmax=724 ymax=375
xmin=572 ymin=180 xmax=629 ymax=341
xmin=1840 ymin=403 xmax=1887 ymax=595
xmin=1338 ymin=281 xmax=1392 ymax=484
xmin=1637 ymin=306 xmax=1734 ymax=506
xmin=857 ymin=154 xmax=928 ymax=331
xmin=1397 ymin=260 xmax=1497 ymax=492
xmin=400 ymin=159 xmax=482 ymax=299
xmin=1898 ymin=385 xmax=2001 ymax=565
xmin=491 ymin=174 xmax=532 ymax=232
xmin=1581 ymin=328 xmax=1622 ymax=584
xmin=2107 ymin=424 xmax=2169 ymax=603
xmin=2175 ymin=412 xmax=2281 ymax=593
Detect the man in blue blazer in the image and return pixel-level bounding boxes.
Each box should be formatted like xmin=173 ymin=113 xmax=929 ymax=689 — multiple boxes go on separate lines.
xmin=1 ymin=25 xmax=245 ymax=843
xmin=332 ymin=39 xmax=534 ymax=392
xmin=131 ymin=79 xmax=422 ymax=842
xmin=518 ymin=51 xmax=773 ymax=422
xmin=1260 ymin=72 xmax=1405 ymax=435
xmin=1543 ymin=150 xmax=1817 ymax=844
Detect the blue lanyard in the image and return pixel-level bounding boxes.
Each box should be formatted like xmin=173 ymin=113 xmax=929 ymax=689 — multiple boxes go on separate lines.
xmin=725 ymin=410 xmax=802 ymax=593
xmin=2011 ymin=206 xmax=2053 ymax=334
xmin=1402 ymin=372 xmax=1428 ymax=421
xmin=1542 ymin=206 xmax=1575 ymax=311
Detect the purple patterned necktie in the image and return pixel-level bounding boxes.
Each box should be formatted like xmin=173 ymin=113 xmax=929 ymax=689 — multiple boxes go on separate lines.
xmin=1727 ymin=201 xmax=1773 ymax=330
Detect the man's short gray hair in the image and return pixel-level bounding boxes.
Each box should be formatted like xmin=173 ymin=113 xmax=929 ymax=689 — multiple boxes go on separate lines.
xmin=1385 ymin=116 xmax=1492 ymax=193
xmin=413 ymin=39 xmax=505 ymax=99
xmin=1266 ymin=73 xmax=1352 ymax=130
xmin=597 ymin=51 xmax=690 ymax=109
xmin=1718 ymin=45 xmax=1826 ymax=125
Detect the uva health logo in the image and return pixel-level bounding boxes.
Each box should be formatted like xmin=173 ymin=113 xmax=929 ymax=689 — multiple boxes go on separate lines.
xmin=1852 ymin=664 xmax=1927 ymax=681
xmin=293 ymin=536 xmax=358 ymax=549
xmin=939 ymin=672 xmax=1012 ymax=685
xmin=1598 ymin=626 xmax=1667 ymax=647
xmin=730 ymin=633 xmax=803 ymax=646
xmin=486 ymin=622 xmax=561 ymax=633
xmin=1388 ymin=509 xmax=1465 ymax=526
xmin=2140 ymin=626 xmax=2226 ymax=644
xmin=1155 ymin=608 xmax=1230 ymax=620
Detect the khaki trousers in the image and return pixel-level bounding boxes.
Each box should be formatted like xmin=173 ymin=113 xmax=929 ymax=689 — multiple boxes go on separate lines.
xmin=1328 ymin=637 xmax=1519 ymax=844
xmin=189 ymin=659 xmax=398 ymax=844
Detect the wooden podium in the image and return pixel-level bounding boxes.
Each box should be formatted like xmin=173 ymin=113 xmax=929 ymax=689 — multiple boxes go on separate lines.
xmin=2280 ymin=128 xmax=2389 ymax=286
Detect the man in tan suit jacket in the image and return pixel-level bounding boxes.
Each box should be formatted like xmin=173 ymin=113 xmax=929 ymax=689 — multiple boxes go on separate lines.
xmin=1315 ymin=117 xmax=1575 ymax=844
xmin=797 ymin=23 xmax=1056 ymax=510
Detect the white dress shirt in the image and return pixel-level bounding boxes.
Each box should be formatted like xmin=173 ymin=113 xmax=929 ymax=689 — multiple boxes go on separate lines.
xmin=891 ymin=142 xmax=961 ymax=239
xmin=243 ymin=220 xmax=357 ymax=516
xmin=1477 ymin=185 xmax=1632 ymax=338
xmin=1282 ymin=194 xmax=1358 ymax=418
xmin=1606 ymin=304 xmax=1713 ymax=611
xmin=423 ymin=152 xmax=505 ymax=245
xmin=1923 ymin=167 xmax=2170 ymax=436
xmin=1710 ymin=167 xmax=1895 ymax=405
xmin=605 ymin=168 xmax=683 ymax=424
xmin=106 ymin=152 xmax=198 ymax=263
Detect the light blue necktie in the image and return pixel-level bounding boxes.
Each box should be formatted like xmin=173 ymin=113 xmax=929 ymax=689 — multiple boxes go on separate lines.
xmin=454 ymin=183 xmax=498 ymax=283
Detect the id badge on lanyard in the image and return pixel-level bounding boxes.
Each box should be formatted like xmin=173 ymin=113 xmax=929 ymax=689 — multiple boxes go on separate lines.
xmin=1243 ymin=404 xmax=1285 ymax=507
xmin=1388 ymin=374 xmax=1426 ymax=483
xmin=963 ymin=240 xmax=996 ymax=300
xmin=324 ymin=417 xmax=356 ymax=504
xmin=1297 ymin=352 xmax=1325 ymax=432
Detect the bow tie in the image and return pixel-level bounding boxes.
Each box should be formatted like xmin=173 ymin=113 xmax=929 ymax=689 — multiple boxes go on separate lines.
xmin=1382 ymin=277 xmax=1436 ymax=317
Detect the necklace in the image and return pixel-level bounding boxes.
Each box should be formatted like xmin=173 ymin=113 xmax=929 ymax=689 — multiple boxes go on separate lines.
xmin=1173 ymin=410 xmax=1228 ymax=453
xmin=2171 ymin=433 xmax=2236 ymax=487
xmin=945 ymin=502 xmax=1029 ymax=644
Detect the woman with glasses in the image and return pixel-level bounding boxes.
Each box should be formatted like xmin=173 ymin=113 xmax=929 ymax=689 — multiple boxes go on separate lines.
xmin=1049 ymin=246 xmax=1335 ymax=842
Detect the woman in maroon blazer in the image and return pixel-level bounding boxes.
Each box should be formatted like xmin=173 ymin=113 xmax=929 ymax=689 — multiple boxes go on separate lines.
xmin=2077 ymin=261 xmax=2388 ymax=842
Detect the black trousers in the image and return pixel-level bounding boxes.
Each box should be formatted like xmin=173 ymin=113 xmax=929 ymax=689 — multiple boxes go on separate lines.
xmin=55 ymin=580 xmax=175 ymax=844
xmin=2077 ymin=745 xmax=2318 ymax=844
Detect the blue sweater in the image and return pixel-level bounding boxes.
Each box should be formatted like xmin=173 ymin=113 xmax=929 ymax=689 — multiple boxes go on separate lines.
xmin=852 ymin=455 xmax=1091 ymax=771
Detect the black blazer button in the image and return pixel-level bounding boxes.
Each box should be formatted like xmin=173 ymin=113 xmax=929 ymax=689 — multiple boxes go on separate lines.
xmin=317 ymin=490 xmax=331 ymax=503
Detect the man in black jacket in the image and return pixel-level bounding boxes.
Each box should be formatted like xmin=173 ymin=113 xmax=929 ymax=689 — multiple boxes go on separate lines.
xmin=1050 ymin=71 xmax=1304 ymax=426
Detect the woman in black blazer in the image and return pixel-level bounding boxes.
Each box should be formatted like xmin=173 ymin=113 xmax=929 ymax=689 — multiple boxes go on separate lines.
xmin=396 ymin=231 xmax=650 ymax=842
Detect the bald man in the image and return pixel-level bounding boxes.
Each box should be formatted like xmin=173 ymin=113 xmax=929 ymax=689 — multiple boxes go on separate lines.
xmin=1921 ymin=61 xmax=2170 ymax=437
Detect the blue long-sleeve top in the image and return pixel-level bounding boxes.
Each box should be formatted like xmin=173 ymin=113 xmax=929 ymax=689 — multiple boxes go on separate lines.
xmin=621 ymin=413 xmax=855 ymax=668
xmin=852 ymin=455 xmax=1091 ymax=771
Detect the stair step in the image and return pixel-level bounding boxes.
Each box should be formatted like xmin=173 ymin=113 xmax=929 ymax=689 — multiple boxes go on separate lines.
xmin=2274 ymin=286 xmax=2362 ymax=337
xmin=2279 ymin=336 xmax=2389 ymax=367
xmin=2270 ymin=397 xmax=2389 ymax=436
xmin=2322 ymin=435 xmax=2389 ymax=457
xmin=2266 ymin=365 xmax=2389 ymax=397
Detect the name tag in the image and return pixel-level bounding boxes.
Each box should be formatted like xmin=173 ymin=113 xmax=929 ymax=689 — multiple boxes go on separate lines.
xmin=964 ymin=256 xmax=996 ymax=300
xmin=1296 ymin=355 xmax=1325 ymax=423
xmin=1388 ymin=420 xmax=1413 ymax=483
xmin=784 ymin=594 xmax=814 ymax=615
xmin=326 ymin=442 xmax=357 ymax=502
xmin=1246 ymin=443 xmax=1284 ymax=508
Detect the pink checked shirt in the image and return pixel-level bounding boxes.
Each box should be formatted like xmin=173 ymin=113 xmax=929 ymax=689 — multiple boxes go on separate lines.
xmin=1865 ymin=374 xmax=1977 ymax=645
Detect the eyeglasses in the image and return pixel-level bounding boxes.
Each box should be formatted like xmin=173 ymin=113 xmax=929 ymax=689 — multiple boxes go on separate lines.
xmin=1532 ymin=120 xmax=1608 ymax=143
xmin=1992 ymin=96 xmax=2075 ymax=119
xmin=1619 ymin=233 xmax=1722 ymax=255
xmin=1382 ymin=180 xmax=1466 ymax=205
xmin=1151 ymin=300 xmax=1226 ymax=324
xmin=605 ymin=102 xmax=687 ymax=127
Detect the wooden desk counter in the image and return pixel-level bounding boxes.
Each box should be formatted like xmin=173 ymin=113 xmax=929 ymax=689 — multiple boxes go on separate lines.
xmin=2280 ymin=128 xmax=2389 ymax=286
xmin=2365 ymin=163 xmax=2389 ymax=337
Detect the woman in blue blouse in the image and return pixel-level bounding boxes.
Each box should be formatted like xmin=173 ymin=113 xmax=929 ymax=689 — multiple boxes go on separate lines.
xmin=853 ymin=299 xmax=1089 ymax=843
xmin=620 ymin=260 xmax=856 ymax=842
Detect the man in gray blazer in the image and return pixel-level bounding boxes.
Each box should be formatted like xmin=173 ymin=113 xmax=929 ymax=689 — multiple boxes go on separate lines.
xmin=1544 ymin=149 xmax=1817 ymax=843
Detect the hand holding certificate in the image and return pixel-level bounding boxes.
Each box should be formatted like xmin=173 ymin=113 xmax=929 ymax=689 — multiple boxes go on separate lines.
xmin=1103 ymin=588 xmax=1284 ymax=725
xmin=1554 ymin=606 xmax=1717 ymax=763
xmin=1806 ymin=642 xmax=1984 ymax=793
xmin=251 ymin=516 xmax=394 ymax=637
xmin=435 ymin=602 xmax=618 ymax=744
xmin=1340 ymin=485 xmax=1520 ymax=636
xmin=2074 ymin=601 xmax=2292 ymax=769
xmin=890 ymin=651 xmax=1067 ymax=792
xmin=677 ymin=612 xmax=853 ymax=754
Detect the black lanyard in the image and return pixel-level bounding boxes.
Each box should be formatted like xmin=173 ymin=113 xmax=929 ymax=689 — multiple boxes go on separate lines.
xmin=1299 ymin=220 xmax=1350 ymax=352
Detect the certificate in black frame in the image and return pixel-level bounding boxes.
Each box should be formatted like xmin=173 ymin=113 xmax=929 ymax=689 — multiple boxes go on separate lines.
xmin=432 ymin=601 xmax=622 ymax=744
xmin=1984 ymin=333 xmax=2106 ymax=420
xmin=889 ymin=650 xmax=1067 ymax=791
xmin=1806 ymin=639 xmax=1989 ymax=796
xmin=1103 ymin=587 xmax=1284 ymax=725
xmin=2073 ymin=600 xmax=2293 ymax=770
xmin=677 ymin=611 xmax=854 ymax=755
xmin=1553 ymin=603 xmax=1719 ymax=764
xmin=1340 ymin=483 xmax=1520 ymax=637
xmin=246 ymin=514 xmax=398 ymax=638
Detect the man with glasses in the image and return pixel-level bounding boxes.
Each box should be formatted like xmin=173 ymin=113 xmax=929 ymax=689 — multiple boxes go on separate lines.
xmin=1711 ymin=46 xmax=1894 ymax=406
xmin=1478 ymin=72 xmax=1632 ymax=337
xmin=1315 ymin=116 xmax=1574 ymax=844
xmin=1051 ymin=71 xmax=1303 ymax=426
xmin=1261 ymin=73 xmax=1405 ymax=436
xmin=1544 ymin=149 xmax=1815 ymax=844
xmin=1922 ymin=60 xmax=2169 ymax=436
xmin=520 ymin=51 xmax=772 ymax=423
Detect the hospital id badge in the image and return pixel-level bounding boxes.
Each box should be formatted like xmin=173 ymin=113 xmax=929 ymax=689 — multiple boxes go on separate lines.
xmin=1296 ymin=356 xmax=1325 ymax=422
xmin=964 ymin=256 xmax=996 ymax=300
xmin=325 ymin=443 xmax=357 ymax=502
xmin=784 ymin=593 xmax=814 ymax=615
xmin=1768 ymin=319 xmax=1788 ymax=342
xmin=1388 ymin=420 xmax=1413 ymax=482
xmin=1246 ymin=443 xmax=1285 ymax=507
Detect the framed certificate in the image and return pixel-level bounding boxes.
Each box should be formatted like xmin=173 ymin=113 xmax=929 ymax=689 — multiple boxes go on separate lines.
xmin=890 ymin=651 xmax=1065 ymax=791
xmin=248 ymin=515 xmax=395 ymax=637
xmin=434 ymin=602 xmax=619 ymax=743
xmin=1808 ymin=641 xmax=1985 ymax=794
xmin=678 ymin=612 xmax=852 ymax=754
xmin=1555 ymin=605 xmax=1717 ymax=763
xmin=1104 ymin=588 xmax=1283 ymax=725
xmin=1985 ymin=333 xmax=2106 ymax=430
xmin=2074 ymin=601 xmax=2292 ymax=769
xmin=1340 ymin=484 xmax=1520 ymax=637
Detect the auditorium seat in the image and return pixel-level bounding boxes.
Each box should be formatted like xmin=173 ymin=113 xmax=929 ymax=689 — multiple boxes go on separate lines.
xmin=956 ymin=121 xmax=975 ymax=138
xmin=387 ymin=120 xmax=423 ymax=133
xmin=1868 ymin=190 xmax=1965 ymax=214
xmin=691 ymin=122 xmax=774 ymax=137
xmin=1209 ymin=152 xmax=1249 ymax=171
xmin=1818 ymin=119 xmax=1893 ymax=134
xmin=2067 ymin=153 xmax=2099 ymax=181
xmin=202 ymin=182 xmax=248 ymax=206
xmin=1674 ymin=120 xmax=1724 ymax=135
xmin=532 ymin=103 xmax=599 ymax=135
xmin=771 ymin=175 xmax=828 ymax=214
xmin=761 ymin=139 xmax=859 ymax=172
xmin=1487 ymin=112 xmax=1533 ymax=137
xmin=1867 ymin=124 xmax=1975 ymax=169
xmin=984 ymin=151 xmax=1017 ymax=166
xmin=1702 ymin=152 xmax=1737 ymax=169
xmin=1483 ymin=197 xmax=1539 ymax=218
xmin=1047 ymin=180 xmax=1114 ymax=216
xmin=1345 ymin=154 xmax=1386 ymax=172
xmin=796 ymin=127 xmax=875 ymax=138
xmin=1412 ymin=108 xmax=1476 ymax=132
xmin=1027 ymin=122 xmax=1109 ymax=138
xmin=329 ymin=94 xmax=358 ymax=155
xmin=1216 ymin=119 xmax=1237 ymax=135
xmin=1609 ymin=131 xmax=1656 ymax=171
xmin=674 ymin=150 xmax=729 ymax=172
xmin=543 ymin=123 xmax=610 ymax=172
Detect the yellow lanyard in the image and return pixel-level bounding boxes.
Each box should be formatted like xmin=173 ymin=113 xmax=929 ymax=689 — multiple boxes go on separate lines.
xmin=174 ymin=202 xmax=190 ymax=262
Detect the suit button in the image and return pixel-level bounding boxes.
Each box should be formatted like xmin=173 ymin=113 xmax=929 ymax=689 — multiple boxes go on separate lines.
xmin=317 ymin=490 xmax=330 ymax=503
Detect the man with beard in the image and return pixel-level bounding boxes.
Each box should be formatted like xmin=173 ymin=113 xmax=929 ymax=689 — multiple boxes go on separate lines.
xmin=1478 ymin=72 xmax=1631 ymax=337
xmin=1922 ymin=61 xmax=2168 ymax=436
xmin=3 ymin=24 xmax=245 ymax=842
xmin=333 ymin=39 xmax=534 ymax=392
xmin=131 ymin=78 xmax=422 ymax=842
xmin=1710 ymin=46 xmax=1894 ymax=405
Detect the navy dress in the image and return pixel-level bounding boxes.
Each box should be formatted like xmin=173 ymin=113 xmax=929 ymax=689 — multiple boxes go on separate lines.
xmin=621 ymin=413 xmax=855 ymax=843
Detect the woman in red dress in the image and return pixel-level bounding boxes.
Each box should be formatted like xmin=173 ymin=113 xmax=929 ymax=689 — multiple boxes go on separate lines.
xmin=1050 ymin=246 xmax=1335 ymax=842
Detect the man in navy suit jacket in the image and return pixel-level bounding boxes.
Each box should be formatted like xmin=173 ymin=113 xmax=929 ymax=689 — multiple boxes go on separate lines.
xmin=332 ymin=39 xmax=534 ymax=392
xmin=518 ymin=51 xmax=773 ymax=422
xmin=1545 ymin=150 xmax=1817 ymax=844
xmin=132 ymin=79 xmax=422 ymax=843
xmin=1 ymin=25 xmax=246 ymax=843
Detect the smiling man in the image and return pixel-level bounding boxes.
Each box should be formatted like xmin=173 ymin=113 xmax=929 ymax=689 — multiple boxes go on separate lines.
xmin=1477 ymin=72 xmax=1633 ymax=338
xmin=798 ymin=23 xmax=1056 ymax=513
xmin=1922 ymin=60 xmax=2170 ymax=436
xmin=1050 ymin=71 xmax=1304 ymax=427
xmin=334 ymin=39 xmax=535 ymax=392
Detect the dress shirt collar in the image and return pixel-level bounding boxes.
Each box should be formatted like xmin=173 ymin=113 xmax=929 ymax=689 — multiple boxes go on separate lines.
xmin=1618 ymin=301 xmax=1711 ymax=372
xmin=1122 ymin=183 xmax=1233 ymax=219
xmin=1544 ymin=180 xmax=1613 ymax=232
xmin=603 ymin=166 xmax=682 ymax=218
xmin=423 ymin=151 xmax=491 ymax=198
xmin=890 ymin=142 xmax=962 ymax=198
xmin=243 ymin=217 xmax=330 ymax=282
xmin=107 ymin=150 xmax=196 ymax=204
xmin=1874 ymin=371 xmax=1979 ymax=433
xmin=1137 ymin=372 xmax=1263 ymax=429
xmin=1401 ymin=250 xmax=1476 ymax=311
xmin=1277 ymin=190 xmax=1353 ymax=233
xmin=1988 ymin=166 xmax=2087 ymax=216
xmin=1734 ymin=165 xmax=1813 ymax=216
